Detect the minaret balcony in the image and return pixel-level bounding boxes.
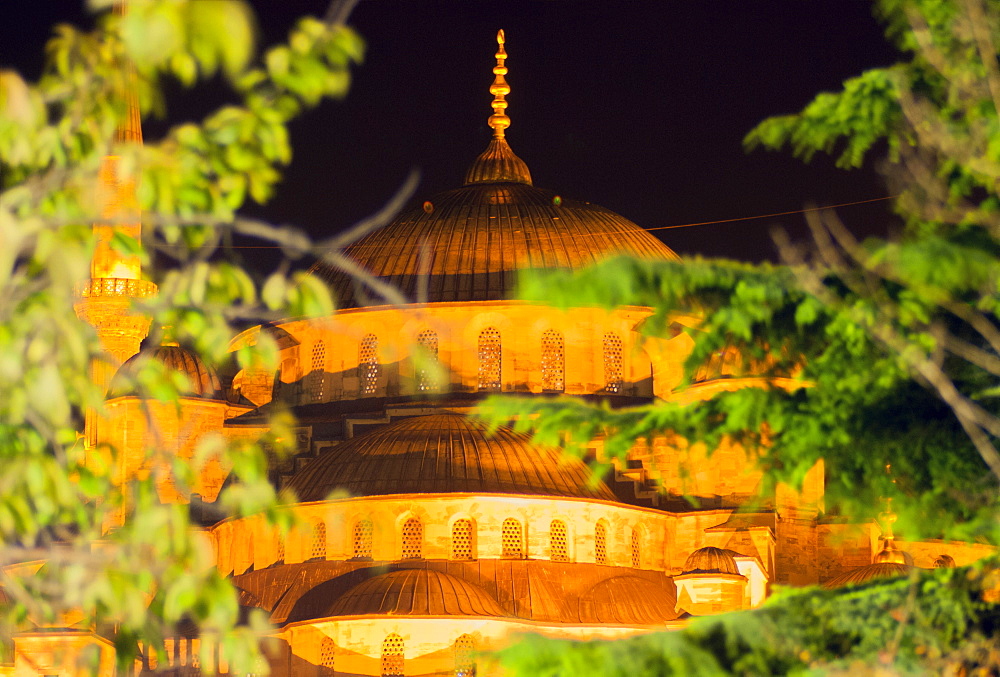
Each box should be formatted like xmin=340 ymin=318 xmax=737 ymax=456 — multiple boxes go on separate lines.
xmin=76 ymin=277 xmax=157 ymax=299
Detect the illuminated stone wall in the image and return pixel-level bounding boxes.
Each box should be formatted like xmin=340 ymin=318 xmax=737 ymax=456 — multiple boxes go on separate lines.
xmin=211 ymin=494 xmax=678 ymax=575
xmin=231 ymin=302 xmax=667 ymax=405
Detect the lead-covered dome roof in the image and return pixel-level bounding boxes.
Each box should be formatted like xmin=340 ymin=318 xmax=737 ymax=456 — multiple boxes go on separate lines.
xmin=285 ymin=413 xmax=616 ymax=502
xmin=579 ymin=576 xmax=680 ymax=625
xmin=108 ymin=345 xmax=223 ymax=400
xmin=324 ymin=569 xmax=508 ymax=619
xmin=313 ymin=181 xmax=679 ymax=306
xmin=683 ymin=547 xmax=741 ymax=575
xmin=823 ymin=562 xmax=913 ymax=588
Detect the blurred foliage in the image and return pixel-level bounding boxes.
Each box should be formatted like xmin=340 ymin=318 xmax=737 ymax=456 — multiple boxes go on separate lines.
xmin=483 ymin=0 xmax=1000 ymax=673
xmin=0 ymin=0 xmax=360 ymax=672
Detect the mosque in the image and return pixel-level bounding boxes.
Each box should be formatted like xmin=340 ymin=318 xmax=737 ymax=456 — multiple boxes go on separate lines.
xmin=9 ymin=25 xmax=995 ymax=677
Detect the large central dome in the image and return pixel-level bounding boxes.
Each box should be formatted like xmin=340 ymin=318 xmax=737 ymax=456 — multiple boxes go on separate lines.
xmin=313 ymin=31 xmax=677 ymax=306
xmin=316 ymin=182 xmax=678 ymax=305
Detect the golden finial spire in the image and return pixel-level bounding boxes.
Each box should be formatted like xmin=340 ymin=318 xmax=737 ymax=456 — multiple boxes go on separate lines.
xmin=464 ymin=30 xmax=532 ymax=185
xmin=873 ymin=466 xmax=906 ymax=565
xmin=488 ymin=29 xmax=510 ymax=139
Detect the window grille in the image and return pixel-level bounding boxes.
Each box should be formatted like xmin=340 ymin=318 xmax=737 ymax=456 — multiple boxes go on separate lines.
xmin=550 ymin=519 xmax=569 ymax=562
xmin=353 ymin=519 xmax=373 ymax=559
xmin=631 ymin=528 xmax=641 ymax=568
xmin=478 ymin=327 xmax=502 ymax=391
xmin=501 ymin=518 xmax=523 ymax=558
xmin=541 ymin=329 xmax=565 ymax=391
xmin=416 ymin=329 xmax=440 ymax=392
xmin=604 ymin=333 xmax=624 ymax=393
xmin=320 ymin=637 xmax=335 ymax=676
xmin=381 ymin=634 xmax=404 ymax=677
xmin=275 ymin=536 xmax=285 ymax=565
xmin=595 ymin=521 xmax=607 ymax=565
xmin=401 ymin=518 xmax=423 ymax=559
xmin=309 ymin=341 xmax=326 ymax=402
xmin=359 ymin=334 xmax=379 ymax=395
xmin=453 ymin=634 xmax=476 ymax=677
xmin=451 ymin=519 xmax=474 ymax=560
xmin=310 ymin=521 xmax=326 ymax=560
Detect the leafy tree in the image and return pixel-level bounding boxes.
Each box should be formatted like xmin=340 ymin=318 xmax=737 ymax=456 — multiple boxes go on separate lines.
xmin=482 ymin=0 xmax=1000 ymax=672
xmin=0 ymin=0 xmax=383 ymax=671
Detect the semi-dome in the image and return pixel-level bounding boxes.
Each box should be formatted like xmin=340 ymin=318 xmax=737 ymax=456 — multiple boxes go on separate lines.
xmin=322 ymin=569 xmax=507 ymax=619
xmin=108 ymin=344 xmax=223 ymax=400
xmin=579 ymin=576 xmax=680 ymax=625
xmin=682 ymin=547 xmax=741 ymax=575
xmin=285 ymin=413 xmax=616 ymax=502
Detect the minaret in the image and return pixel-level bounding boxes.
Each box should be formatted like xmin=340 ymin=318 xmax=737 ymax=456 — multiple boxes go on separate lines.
xmin=74 ymin=0 xmax=156 ymax=445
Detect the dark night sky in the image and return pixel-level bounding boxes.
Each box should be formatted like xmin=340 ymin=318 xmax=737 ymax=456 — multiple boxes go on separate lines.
xmin=5 ymin=1 xmax=903 ymax=264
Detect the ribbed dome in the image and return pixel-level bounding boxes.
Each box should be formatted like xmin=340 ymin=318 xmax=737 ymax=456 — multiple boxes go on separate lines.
xmin=823 ymin=562 xmax=913 ymax=588
xmin=682 ymin=547 xmax=740 ymax=575
xmin=108 ymin=345 xmax=223 ymax=400
xmin=313 ymin=181 xmax=678 ymax=306
xmin=285 ymin=413 xmax=615 ymax=502
xmin=323 ymin=569 xmax=507 ymax=618
xmin=579 ymin=576 xmax=679 ymax=625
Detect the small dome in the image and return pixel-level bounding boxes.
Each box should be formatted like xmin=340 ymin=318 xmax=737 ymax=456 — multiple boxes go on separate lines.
xmin=579 ymin=576 xmax=679 ymax=625
xmin=323 ymin=569 xmax=507 ymax=618
xmin=682 ymin=547 xmax=740 ymax=575
xmin=108 ymin=345 xmax=223 ymax=400
xmin=824 ymin=562 xmax=913 ymax=588
xmin=285 ymin=413 xmax=616 ymax=502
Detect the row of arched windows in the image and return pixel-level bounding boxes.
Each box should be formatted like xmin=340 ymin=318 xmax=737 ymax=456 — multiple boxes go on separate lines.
xmin=307 ymin=329 xmax=627 ymax=398
xmin=304 ymin=516 xmax=645 ymax=565
xmin=301 ymin=329 xmax=627 ymax=401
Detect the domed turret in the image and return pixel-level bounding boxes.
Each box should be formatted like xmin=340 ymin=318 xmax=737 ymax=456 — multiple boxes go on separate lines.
xmin=682 ymin=547 xmax=741 ymax=575
xmin=108 ymin=344 xmax=223 ymax=400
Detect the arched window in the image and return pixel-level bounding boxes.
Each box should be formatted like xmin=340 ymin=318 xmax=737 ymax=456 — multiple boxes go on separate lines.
xmin=401 ymin=518 xmax=423 ymax=559
xmin=310 ymin=521 xmax=326 ymax=561
xmin=595 ymin=520 xmax=608 ymax=565
xmin=275 ymin=532 xmax=285 ymax=565
xmin=451 ymin=519 xmax=474 ymax=560
xmin=320 ymin=637 xmax=335 ymax=677
xmin=541 ymin=329 xmax=565 ymax=392
xmin=353 ymin=519 xmax=373 ymax=560
xmin=604 ymin=333 xmax=624 ymax=393
xmin=631 ymin=528 xmax=641 ymax=568
xmin=309 ymin=341 xmax=326 ymax=402
xmin=453 ymin=634 xmax=476 ymax=677
xmin=416 ymin=329 xmax=440 ymax=392
xmin=381 ymin=634 xmax=404 ymax=677
xmin=478 ymin=327 xmax=502 ymax=392
xmin=550 ymin=519 xmax=569 ymax=562
xmin=501 ymin=518 xmax=523 ymax=558
xmin=359 ymin=334 xmax=379 ymax=395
